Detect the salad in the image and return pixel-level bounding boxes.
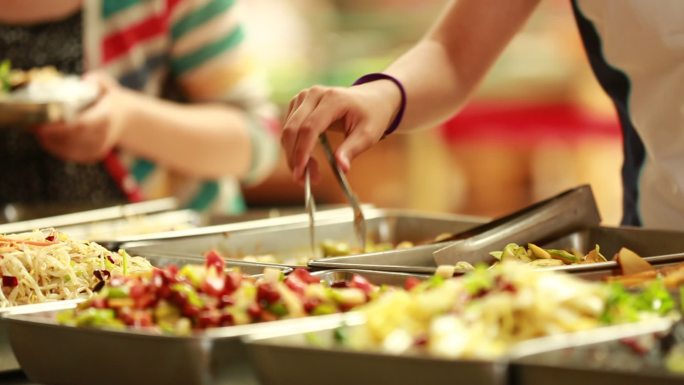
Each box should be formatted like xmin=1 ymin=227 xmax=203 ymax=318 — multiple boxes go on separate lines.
xmin=57 ymin=251 xmax=384 ymax=335
xmin=0 ymin=229 xmax=151 ymax=307
xmin=340 ymin=261 xmax=674 ymax=359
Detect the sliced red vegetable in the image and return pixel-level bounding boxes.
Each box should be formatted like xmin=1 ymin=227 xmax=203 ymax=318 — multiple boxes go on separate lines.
xmin=222 ymin=272 xmax=241 ymax=295
xmin=349 ymin=274 xmax=373 ymax=295
xmin=204 ymin=249 xmax=225 ymax=272
xmin=404 ymin=277 xmax=421 ymax=291
xmin=93 ymin=270 xmax=111 ymax=281
xmin=292 ymin=268 xmax=320 ymax=284
xmin=257 ymin=283 xmax=280 ymax=304
xmin=202 ymin=270 xmax=225 ymax=297
xmin=2 ymin=275 xmax=18 ymax=287
xmin=284 ymin=274 xmax=306 ymax=294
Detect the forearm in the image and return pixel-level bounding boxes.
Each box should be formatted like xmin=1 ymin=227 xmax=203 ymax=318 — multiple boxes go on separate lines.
xmin=116 ymin=89 xmax=253 ymax=179
xmin=382 ymin=0 xmax=541 ymax=132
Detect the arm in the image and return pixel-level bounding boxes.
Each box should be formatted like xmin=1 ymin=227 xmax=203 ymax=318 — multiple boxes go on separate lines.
xmin=387 ymin=0 xmax=542 ymax=132
xmin=37 ymin=0 xmax=279 ymax=182
xmin=282 ymin=0 xmax=541 ymax=182
xmin=115 ymin=88 xmax=256 ymax=180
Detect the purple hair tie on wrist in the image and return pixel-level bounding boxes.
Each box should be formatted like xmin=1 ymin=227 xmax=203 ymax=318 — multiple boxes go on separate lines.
xmin=352 ymin=73 xmax=406 ymax=138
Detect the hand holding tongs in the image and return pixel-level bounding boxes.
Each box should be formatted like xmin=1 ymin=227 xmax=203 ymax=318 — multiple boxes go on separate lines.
xmin=319 ymin=133 xmax=367 ymax=251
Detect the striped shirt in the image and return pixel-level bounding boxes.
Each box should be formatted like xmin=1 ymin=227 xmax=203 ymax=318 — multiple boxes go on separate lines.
xmin=83 ymin=0 xmax=279 ymax=213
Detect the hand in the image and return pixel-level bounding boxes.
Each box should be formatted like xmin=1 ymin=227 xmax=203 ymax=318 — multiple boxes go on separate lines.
xmin=34 ymin=72 xmax=126 ymax=164
xmin=281 ymin=81 xmax=401 ymax=184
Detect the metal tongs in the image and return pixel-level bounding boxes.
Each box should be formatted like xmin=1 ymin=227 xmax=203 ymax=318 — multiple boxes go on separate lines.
xmin=432 ymin=184 xmax=601 ymax=265
xmin=304 ymin=166 xmax=317 ymax=258
xmin=319 ymin=133 xmax=367 ymax=251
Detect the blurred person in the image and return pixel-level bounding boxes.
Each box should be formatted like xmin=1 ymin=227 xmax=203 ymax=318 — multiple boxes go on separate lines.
xmin=282 ymin=0 xmax=684 ymax=230
xmin=0 ymin=0 xmax=279 ymax=214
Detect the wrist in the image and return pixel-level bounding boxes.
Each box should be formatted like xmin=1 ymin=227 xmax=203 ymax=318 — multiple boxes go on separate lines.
xmin=352 ymin=73 xmax=406 ymax=138
xmin=111 ymin=87 xmax=139 ymax=145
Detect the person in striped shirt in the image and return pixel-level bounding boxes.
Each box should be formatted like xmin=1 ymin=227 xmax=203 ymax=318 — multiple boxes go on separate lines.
xmin=0 ymin=0 xmax=279 ymax=214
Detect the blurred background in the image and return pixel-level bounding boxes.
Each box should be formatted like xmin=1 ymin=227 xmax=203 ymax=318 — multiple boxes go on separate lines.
xmin=240 ymin=0 xmax=622 ymax=224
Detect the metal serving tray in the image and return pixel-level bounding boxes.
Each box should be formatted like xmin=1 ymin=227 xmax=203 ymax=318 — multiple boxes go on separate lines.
xmin=103 ymin=205 xmax=382 ymax=249
xmin=511 ymin=319 xmax=684 ymax=385
xmin=4 ymin=266 xmax=410 ymax=385
xmin=5 ymin=302 xmax=356 ymax=385
xmin=309 ymin=226 xmax=684 ymax=274
xmin=245 ymin=315 xmax=674 ymax=385
xmin=122 ymin=209 xmax=485 ymax=268
xmin=0 ymin=253 xmax=287 ymax=374
xmin=312 ymin=269 xmax=429 ymax=287
xmin=0 ymin=198 xmax=180 ymax=234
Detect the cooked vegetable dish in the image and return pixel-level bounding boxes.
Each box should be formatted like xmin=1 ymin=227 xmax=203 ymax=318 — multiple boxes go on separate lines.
xmin=58 ymin=251 xmax=384 ymax=335
xmin=0 ymin=229 xmax=151 ymax=307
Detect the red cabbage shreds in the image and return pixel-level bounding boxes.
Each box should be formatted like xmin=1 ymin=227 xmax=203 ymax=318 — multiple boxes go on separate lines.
xmin=93 ymin=270 xmax=111 ymax=281
xmin=45 ymin=235 xmax=55 ymax=242
xmin=106 ymin=255 xmax=116 ymax=264
xmin=2 ymin=276 xmax=18 ymax=287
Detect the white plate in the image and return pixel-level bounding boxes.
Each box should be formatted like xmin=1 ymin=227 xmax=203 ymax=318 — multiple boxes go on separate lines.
xmin=0 ymin=76 xmax=99 ymax=127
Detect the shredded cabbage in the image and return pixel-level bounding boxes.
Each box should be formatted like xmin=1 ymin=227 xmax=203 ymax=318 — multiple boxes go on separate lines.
xmin=0 ymin=229 xmax=152 ymax=307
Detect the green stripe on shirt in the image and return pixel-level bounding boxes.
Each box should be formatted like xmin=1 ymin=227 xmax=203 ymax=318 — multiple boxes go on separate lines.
xmin=131 ymin=158 xmax=156 ymax=182
xmin=187 ymin=181 xmax=220 ymax=211
xmin=171 ymin=0 xmax=236 ymax=41
xmin=170 ymin=25 xmax=244 ymax=75
xmin=102 ymin=0 xmax=140 ymax=18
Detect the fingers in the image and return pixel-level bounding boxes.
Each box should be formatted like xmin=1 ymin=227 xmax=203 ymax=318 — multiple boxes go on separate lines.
xmin=281 ymin=90 xmax=320 ymax=174
xmin=82 ymin=71 xmax=118 ymax=91
xmin=335 ymin=121 xmax=380 ymax=173
xmin=282 ymin=87 xmax=353 ymax=182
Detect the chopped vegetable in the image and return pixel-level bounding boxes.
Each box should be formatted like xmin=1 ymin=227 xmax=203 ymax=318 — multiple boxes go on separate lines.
xmin=0 ymin=229 xmax=151 ymax=307
xmin=342 ymin=261 xmax=675 ymax=359
xmin=58 ymin=255 xmax=382 ymax=335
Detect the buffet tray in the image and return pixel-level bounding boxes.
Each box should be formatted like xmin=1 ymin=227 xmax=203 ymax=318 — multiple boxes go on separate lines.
xmin=312 ymin=269 xmax=429 ymax=286
xmin=5 ymin=304 xmax=352 ymax=385
xmin=0 ymin=253 xmax=288 ymax=374
xmin=122 ymin=209 xmax=486 ymax=268
xmin=3 ymin=267 xmax=411 ymax=385
xmin=511 ymin=319 xmax=684 ymax=385
xmin=245 ymin=316 xmax=675 ymax=385
xmin=308 ymin=226 xmax=684 ymax=274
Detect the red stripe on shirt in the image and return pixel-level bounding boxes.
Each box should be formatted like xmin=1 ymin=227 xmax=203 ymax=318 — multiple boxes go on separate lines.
xmin=167 ymin=0 xmax=182 ymax=13
xmin=102 ymin=12 xmax=171 ymax=63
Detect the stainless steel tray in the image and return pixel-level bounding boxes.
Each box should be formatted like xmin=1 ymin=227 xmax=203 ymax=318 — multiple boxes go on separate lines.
xmin=0 ymin=253 xmax=287 ymax=374
xmin=122 ymin=209 xmax=486 ymax=268
xmin=309 ymin=226 xmax=684 ymax=274
xmin=511 ymin=319 xmax=684 ymax=385
xmin=245 ymin=315 xmax=674 ymax=385
xmin=104 ymin=205 xmax=383 ymax=249
xmin=4 ymin=304 xmax=354 ymax=385
xmin=0 ymin=198 xmax=181 ymax=234
xmin=246 ymin=318 xmax=507 ymax=385
xmin=312 ymin=269 xmax=429 ymax=287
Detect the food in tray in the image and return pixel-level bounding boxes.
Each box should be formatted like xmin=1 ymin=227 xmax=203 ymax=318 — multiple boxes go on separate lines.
xmin=436 ymin=243 xmax=609 ymax=274
xmin=0 ymin=59 xmax=97 ymax=107
xmin=0 ymin=60 xmax=62 ymax=94
xmin=490 ymin=242 xmax=607 ymax=266
xmin=226 ymin=239 xmax=412 ymax=266
xmin=0 ymin=229 xmax=151 ymax=307
xmin=607 ymin=247 xmax=684 ymax=288
xmin=334 ymin=262 xmax=674 ymax=359
xmin=57 ymin=251 xmax=385 ymax=335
